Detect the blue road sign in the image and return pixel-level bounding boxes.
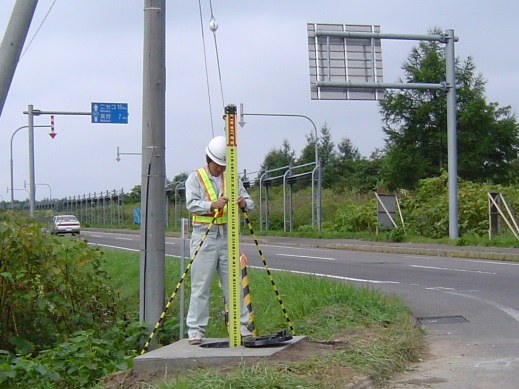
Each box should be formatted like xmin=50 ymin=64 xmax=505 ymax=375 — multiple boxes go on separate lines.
xmin=91 ymin=102 xmax=128 ymax=124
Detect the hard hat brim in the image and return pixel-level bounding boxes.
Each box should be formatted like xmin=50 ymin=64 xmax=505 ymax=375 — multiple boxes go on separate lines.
xmin=206 ymin=146 xmax=226 ymax=166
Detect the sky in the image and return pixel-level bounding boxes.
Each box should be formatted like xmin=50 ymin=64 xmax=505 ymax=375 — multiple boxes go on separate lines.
xmin=0 ymin=0 xmax=517 ymax=202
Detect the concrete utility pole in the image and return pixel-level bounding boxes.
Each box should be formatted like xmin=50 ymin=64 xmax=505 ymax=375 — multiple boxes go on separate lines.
xmin=0 ymin=0 xmax=38 ymax=118
xmin=139 ymin=0 xmax=166 ymax=339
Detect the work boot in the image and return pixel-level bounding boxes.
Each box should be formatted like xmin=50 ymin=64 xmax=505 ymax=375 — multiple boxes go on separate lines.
xmin=240 ymin=325 xmax=253 ymax=340
xmin=188 ymin=331 xmax=204 ymax=345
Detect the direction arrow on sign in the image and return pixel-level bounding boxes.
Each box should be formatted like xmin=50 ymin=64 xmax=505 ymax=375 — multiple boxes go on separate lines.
xmin=91 ymin=102 xmax=128 ymax=124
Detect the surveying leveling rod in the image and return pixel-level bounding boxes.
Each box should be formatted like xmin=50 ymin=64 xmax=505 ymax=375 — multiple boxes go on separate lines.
xmin=224 ymin=104 xmax=242 ymax=347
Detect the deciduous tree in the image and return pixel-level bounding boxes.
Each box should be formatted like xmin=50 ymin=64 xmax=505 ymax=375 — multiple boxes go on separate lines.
xmin=257 ymin=138 xmax=296 ymax=183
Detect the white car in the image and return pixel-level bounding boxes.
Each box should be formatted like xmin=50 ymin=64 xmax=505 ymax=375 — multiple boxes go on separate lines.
xmin=51 ymin=215 xmax=81 ymax=235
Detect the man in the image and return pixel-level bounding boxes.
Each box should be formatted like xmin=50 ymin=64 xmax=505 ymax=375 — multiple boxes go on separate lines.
xmin=185 ymin=135 xmax=254 ymax=345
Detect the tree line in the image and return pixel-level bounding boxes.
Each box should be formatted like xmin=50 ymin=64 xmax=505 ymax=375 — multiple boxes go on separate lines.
xmin=149 ymin=27 xmax=519 ymax=200
xmin=251 ymin=27 xmax=519 ymax=194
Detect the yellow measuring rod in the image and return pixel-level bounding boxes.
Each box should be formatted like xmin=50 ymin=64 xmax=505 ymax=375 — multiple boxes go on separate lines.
xmin=224 ymin=104 xmax=241 ymax=347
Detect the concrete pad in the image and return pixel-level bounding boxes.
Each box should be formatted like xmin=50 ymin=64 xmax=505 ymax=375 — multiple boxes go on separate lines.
xmin=133 ymin=335 xmax=306 ymax=372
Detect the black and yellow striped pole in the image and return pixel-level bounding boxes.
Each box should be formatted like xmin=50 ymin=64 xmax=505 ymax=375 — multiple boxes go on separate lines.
xmin=221 ymin=254 xmax=256 ymax=337
xmin=140 ymin=213 xmax=217 ymax=355
xmin=240 ymin=253 xmax=257 ymax=336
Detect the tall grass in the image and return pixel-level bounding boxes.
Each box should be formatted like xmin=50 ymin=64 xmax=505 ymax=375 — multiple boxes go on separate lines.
xmin=100 ymin=248 xmax=425 ymax=387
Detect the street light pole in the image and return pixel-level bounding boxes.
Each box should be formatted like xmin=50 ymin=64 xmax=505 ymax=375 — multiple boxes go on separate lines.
xmin=37 ymin=183 xmax=51 ymax=200
xmin=24 ymin=180 xmax=52 ymax=200
xmin=8 ymin=188 xmax=29 ymax=195
xmin=239 ymin=103 xmax=321 ymax=231
xmin=27 ymin=104 xmax=36 ymax=217
xmin=7 ymin=188 xmax=29 ymax=209
xmin=10 ymin=124 xmax=50 ymax=209
xmin=22 ymin=106 xmax=90 ymax=217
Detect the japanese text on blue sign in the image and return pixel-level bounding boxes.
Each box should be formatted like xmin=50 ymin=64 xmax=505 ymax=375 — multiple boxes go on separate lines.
xmin=91 ymin=102 xmax=128 ymax=124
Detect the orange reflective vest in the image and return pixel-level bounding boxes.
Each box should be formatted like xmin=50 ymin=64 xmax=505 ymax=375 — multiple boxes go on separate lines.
xmin=191 ymin=167 xmax=227 ymax=225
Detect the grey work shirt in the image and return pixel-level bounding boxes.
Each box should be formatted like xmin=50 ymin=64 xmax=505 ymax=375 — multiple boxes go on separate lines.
xmin=185 ymin=167 xmax=254 ymax=237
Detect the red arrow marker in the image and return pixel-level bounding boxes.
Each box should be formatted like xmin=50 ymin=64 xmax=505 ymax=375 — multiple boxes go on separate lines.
xmin=49 ymin=115 xmax=57 ymax=139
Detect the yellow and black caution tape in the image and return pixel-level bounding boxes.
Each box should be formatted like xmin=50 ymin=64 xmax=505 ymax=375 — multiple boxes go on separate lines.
xmin=242 ymin=210 xmax=295 ymax=335
xmin=140 ymin=213 xmax=217 ymax=355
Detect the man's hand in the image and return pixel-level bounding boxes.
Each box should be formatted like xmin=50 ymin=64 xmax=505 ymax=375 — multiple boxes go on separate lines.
xmin=211 ymin=196 xmax=247 ymax=210
xmin=211 ymin=196 xmax=228 ymax=210
xmin=236 ymin=196 xmax=247 ymax=210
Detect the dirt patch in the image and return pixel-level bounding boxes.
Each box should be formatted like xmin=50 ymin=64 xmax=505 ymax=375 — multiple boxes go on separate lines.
xmin=100 ymin=338 xmax=365 ymax=388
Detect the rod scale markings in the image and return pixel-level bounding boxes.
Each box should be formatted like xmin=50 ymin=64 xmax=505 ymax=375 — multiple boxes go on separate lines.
xmin=225 ymin=104 xmax=240 ymax=347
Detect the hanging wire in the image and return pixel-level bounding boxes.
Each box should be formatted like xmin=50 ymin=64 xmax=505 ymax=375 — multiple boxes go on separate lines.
xmin=198 ymin=0 xmax=216 ymax=137
xmin=208 ymin=0 xmax=226 ymax=110
xmin=20 ymin=0 xmax=58 ymax=59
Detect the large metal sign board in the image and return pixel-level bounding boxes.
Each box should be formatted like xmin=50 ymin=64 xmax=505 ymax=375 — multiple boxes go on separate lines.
xmin=375 ymin=193 xmax=398 ymax=234
xmin=307 ymin=23 xmax=384 ymax=101
xmin=91 ymin=102 xmax=128 ymax=124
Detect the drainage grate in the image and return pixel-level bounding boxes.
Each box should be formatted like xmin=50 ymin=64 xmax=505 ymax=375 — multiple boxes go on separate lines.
xmin=416 ymin=315 xmax=469 ymax=325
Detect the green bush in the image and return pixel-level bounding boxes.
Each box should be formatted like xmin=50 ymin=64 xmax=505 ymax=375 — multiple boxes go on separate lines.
xmin=325 ymin=196 xmax=377 ymax=233
xmin=244 ymin=172 xmax=519 ymax=240
xmin=399 ymin=174 xmax=449 ymax=238
xmin=0 ymin=212 xmax=143 ymax=388
xmin=400 ymin=171 xmax=519 ymax=239
xmin=0 ymin=212 xmax=120 ymax=353
xmin=0 ymin=323 xmax=140 ymax=388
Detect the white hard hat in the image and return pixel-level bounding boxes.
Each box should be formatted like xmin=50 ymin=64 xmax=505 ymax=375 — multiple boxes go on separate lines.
xmin=205 ymin=135 xmax=226 ymax=166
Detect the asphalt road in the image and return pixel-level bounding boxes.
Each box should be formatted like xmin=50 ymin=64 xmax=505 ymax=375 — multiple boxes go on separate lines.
xmin=83 ymin=230 xmax=519 ymax=388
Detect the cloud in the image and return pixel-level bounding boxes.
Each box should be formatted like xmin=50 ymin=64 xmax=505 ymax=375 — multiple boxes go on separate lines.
xmin=1 ymin=0 xmax=517 ymax=200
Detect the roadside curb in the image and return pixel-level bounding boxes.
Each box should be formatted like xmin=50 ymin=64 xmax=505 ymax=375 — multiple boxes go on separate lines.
xmin=247 ymin=236 xmax=519 ymax=262
xmin=323 ymin=242 xmax=519 ymax=262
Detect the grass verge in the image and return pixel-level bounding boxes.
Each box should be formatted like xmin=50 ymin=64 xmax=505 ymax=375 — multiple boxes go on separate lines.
xmin=100 ymin=248 xmax=425 ymax=388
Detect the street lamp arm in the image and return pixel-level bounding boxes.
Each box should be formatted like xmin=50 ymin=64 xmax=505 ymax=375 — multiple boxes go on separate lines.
xmin=239 ymin=104 xmax=321 ymax=232
xmin=36 ymin=183 xmax=52 ymax=200
xmin=239 ymin=111 xmax=319 ymax=165
xmin=241 ymin=112 xmax=317 ymax=132
xmin=10 ymin=125 xmax=51 ymax=208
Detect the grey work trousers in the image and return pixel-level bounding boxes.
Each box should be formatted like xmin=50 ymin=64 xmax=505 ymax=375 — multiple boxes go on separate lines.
xmin=186 ymin=228 xmax=249 ymax=336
